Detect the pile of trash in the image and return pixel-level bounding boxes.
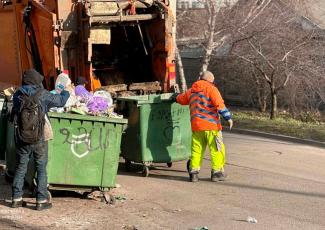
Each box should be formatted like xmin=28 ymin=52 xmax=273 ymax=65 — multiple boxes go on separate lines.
xmin=49 ymin=73 xmax=123 ymax=119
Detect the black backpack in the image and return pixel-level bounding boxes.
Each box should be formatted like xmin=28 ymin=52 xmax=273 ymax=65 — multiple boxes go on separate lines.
xmin=16 ymin=89 xmax=45 ymax=144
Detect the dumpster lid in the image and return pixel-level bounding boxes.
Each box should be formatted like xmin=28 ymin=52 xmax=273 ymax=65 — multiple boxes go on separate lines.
xmin=49 ymin=112 xmax=128 ymax=124
xmin=117 ymin=93 xmax=174 ymax=105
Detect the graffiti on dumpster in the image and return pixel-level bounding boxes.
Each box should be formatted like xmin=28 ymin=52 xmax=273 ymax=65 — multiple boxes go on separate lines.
xmin=163 ymin=124 xmax=181 ymax=144
xmin=60 ymin=127 xmax=110 ymax=158
xmin=150 ymin=107 xmax=187 ymax=122
xmin=150 ymin=107 xmax=186 ymax=144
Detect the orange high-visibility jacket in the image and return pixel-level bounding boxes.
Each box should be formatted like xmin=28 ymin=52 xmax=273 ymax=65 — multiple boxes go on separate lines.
xmin=176 ymin=80 xmax=231 ymax=131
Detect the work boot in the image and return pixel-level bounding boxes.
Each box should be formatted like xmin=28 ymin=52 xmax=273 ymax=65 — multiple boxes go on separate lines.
xmin=11 ymin=200 xmax=26 ymax=208
xmin=36 ymin=202 xmax=52 ymax=211
xmin=211 ymin=170 xmax=226 ymax=182
xmin=189 ymin=171 xmax=199 ymax=183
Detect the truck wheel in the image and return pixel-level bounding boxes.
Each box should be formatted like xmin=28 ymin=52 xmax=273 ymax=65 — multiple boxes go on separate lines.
xmin=142 ymin=166 xmax=149 ymax=177
xmin=167 ymin=162 xmax=172 ymax=168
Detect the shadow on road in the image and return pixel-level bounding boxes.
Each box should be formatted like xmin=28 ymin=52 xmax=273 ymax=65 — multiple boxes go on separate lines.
xmin=118 ymin=170 xmax=188 ymax=182
xmin=227 ymin=135 xmax=299 ymax=146
xmin=118 ymin=162 xmax=188 ymax=174
xmin=118 ymin=160 xmax=325 ymax=199
xmin=120 ymin=164 xmax=325 ymax=199
xmin=199 ymin=179 xmax=325 ymax=199
xmin=0 ymin=217 xmax=45 ymax=230
xmin=118 ymin=162 xmax=189 ymax=181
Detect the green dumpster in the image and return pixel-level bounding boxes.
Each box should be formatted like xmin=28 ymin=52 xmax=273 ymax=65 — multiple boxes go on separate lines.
xmin=117 ymin=93 xmax=191 ymax=177
xmin=5 ymin=112 xmax=127 ymax=194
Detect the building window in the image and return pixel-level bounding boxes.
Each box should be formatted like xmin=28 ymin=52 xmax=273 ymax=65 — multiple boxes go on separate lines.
xmin=178 ymin=0 xmax=190 ymax=9
xmin=177 ymin=0 xmax=206 ymax=9
xmin=192 ymin=0 xmax=205 ymax=8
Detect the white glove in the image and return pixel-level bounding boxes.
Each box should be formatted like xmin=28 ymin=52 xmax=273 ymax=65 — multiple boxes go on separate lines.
xmin=228 ymin=119 xmax=233 ymax=130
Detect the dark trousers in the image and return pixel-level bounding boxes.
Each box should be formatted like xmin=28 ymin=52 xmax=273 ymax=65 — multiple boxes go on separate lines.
xmin=12 ymin=141 xmax=48 ymax=202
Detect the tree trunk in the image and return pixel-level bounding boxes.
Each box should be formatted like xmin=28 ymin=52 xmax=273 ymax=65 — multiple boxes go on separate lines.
xmin=175 ymin=45 xmax=187 ymax=93
xmin=256 ymin=88 xmax=267 ymax=112
xmin=201 ymin=36 xmax=214 ymax=72
xmin=201 ymin=1 xmax=217 ymax=72
xmin=261 ymin=95 xmax=267 ymax=112
xmin=258 ymin=94 xmax=267 ymax=113
xmin=253 ymin=71 xmax=267 ymax=113
xmin=270 ymin=87 xmax=277 ymax=119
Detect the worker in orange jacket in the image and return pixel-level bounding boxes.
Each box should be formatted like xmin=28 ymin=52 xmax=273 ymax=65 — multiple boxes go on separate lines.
xmin=176 ymin=71 xmax=233 ymax=182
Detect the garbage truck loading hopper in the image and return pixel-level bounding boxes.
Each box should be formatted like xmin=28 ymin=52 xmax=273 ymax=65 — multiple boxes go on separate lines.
xmin=0 ymin=0 xmax=177 ymax=93
xmin=85 ymin=0 xmax=177 ymax=93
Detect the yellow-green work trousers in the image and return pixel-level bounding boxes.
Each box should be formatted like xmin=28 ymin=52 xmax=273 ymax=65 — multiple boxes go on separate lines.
xmin=190 ymin=130 xmax=226 ymax=172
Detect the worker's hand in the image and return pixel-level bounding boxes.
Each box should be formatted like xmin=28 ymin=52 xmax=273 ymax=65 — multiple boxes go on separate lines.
xmin=228 ymin=119 xmax=233 ymax=130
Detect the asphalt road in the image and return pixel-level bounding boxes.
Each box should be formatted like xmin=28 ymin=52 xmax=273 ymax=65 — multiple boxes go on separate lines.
xmin=1 ymin=132 xmax=325 ymax=230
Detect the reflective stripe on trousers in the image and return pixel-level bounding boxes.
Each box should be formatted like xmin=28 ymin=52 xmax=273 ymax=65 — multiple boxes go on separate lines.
xmin=190 ymin=130 xmax=226 ymax=171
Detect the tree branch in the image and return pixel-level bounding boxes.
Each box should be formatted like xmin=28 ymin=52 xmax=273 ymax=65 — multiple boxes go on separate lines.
xmin=233 ymin=52 xmax=272 ymax=83
xmin=247 ymin=39 xmax=275 ymax=69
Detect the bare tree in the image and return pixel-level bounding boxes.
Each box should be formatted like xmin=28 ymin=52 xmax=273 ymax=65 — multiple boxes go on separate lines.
xmin=177 ymin=0 xmax=325 ymax=119
xmin=252 ymin=66 xmax=269 ymax=112
xmin=232 ymin=1 xmax=316 ymax=119
xmin=177 ymin=0 xmax=274 ymax=72
xmin=175 ymin=45 xmax=187 ymax=92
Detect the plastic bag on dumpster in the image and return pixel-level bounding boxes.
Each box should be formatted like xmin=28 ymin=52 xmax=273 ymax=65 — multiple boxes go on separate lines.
xmin=87 ymin=96 xmax=109 ymax=114
xmin=51 ymin=73 xmax=72 ymax=94
xmin=49 ymin=73 xmax=73 ymax=111
xmin=75 ymin=85 xmax=92 ymax=101
xmin=86 ymin=91 xmax=114 ymax=115
xmin=93 ymin=90 xmax=113 ymax=108
xmin=49 ymin=83 xmax=121 ymax=117
xmin=49 ymin=107 xmax=64 ymax=113
xmin=63 ymin=84 xmax=78 ymax=109
xmin=44 ymin=115 xmax=53 ymax=141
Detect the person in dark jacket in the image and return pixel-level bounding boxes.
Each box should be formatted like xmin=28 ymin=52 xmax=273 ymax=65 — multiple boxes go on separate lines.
xmin=11 ymin=69 xmax=70 ymax=210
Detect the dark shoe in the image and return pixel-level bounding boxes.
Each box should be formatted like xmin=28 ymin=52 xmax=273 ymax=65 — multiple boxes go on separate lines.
xmin=189 ymin=171 xmax=199 ymax=182
xmin=36 ymin=202 xmax=52 ymax=211
xmin=11 ymin=200 xmax=27 ymax=208
xmin=211 ymin=171 xmax=226 ymax=182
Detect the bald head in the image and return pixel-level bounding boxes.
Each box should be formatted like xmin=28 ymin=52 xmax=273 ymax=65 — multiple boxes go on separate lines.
xmin=200 ymin=71 xmax=215 ymax=83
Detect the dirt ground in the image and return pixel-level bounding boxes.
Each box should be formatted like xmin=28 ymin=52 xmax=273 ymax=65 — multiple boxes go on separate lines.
xmin=1 ymin=133 xmax=325 ymax=230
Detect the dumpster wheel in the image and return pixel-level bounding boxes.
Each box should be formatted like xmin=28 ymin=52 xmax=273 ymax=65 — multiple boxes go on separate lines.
xmin=167 ymin=162 xmax=173 ymax=168
xmin=125 ymin=160 xmax=132 ymax=172
xmin=142 ymin=166 xmax=150 ymax=177
xmin=103 ymin=192 xmax=116 ymax=205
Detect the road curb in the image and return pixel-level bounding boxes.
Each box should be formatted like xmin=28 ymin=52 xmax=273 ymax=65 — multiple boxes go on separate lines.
xmin=223 ymin=127 xmax=325 ymax=148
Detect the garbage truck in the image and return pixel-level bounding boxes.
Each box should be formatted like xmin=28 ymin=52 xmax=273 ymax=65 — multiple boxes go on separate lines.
xmin=0 ymin=0 xmax=177 ymax=93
